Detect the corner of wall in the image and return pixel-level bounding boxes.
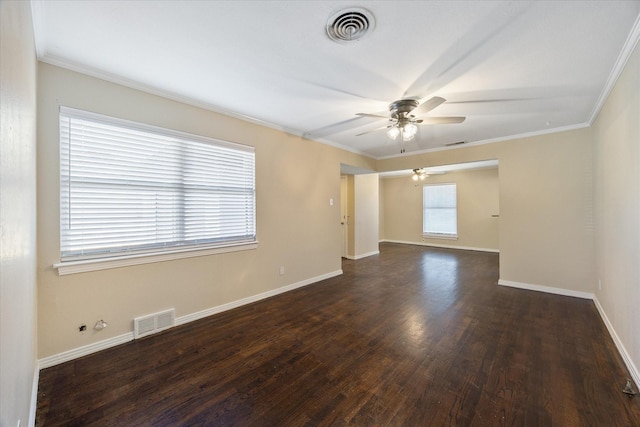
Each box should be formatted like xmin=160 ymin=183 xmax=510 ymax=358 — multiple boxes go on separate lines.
xmin=592 ymin=297 xmax=640 ymax=388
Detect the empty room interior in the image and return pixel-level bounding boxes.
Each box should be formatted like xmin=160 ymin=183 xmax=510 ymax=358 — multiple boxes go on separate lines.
xmin=3 ymin=1 xmax=640 ymax=425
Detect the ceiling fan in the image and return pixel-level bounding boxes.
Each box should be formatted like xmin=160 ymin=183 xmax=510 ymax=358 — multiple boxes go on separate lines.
xmin=411 ymin=168 xmax=445 ymax=181
xmin=355 ymin=96 xmax=465 ymax=153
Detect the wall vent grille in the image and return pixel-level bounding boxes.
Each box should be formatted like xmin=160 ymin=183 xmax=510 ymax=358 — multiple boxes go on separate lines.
xmin=134 ymin=309 xmax=175 ymax=339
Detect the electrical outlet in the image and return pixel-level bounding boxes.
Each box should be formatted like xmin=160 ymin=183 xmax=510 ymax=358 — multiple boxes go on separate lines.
xmin=279 ymin=266 xmax=285 ymax=275
xmin=598 ymin=279 xmax=602 ymax=290
xmin=79 ymin=324 xmax=87 ymax=332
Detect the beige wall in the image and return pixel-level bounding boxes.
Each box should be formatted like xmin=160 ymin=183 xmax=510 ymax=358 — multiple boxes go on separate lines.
xmin=37 ymin=63 xmax=376 ymax=358
xmin=379 ymin=178 xmax=385 ymax=240
xmin=0 ymin=1 xmax=38 ymax=426
xmin=593 ymin=39 xmax=640 ymax=380
xmin=353 ymin=173 xmax=379 ymax=258
xmin=342 ymin=173 xmax=379 ymax=259
xmin=345 ymin=175 xmax=355 ymax=257
xmin=382 ymin=168 xmax=499 ymax=251
xmin=377 ymin=127 xmax=595 ymax=294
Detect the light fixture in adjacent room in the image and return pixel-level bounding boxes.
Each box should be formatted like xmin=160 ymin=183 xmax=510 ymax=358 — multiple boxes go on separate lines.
xmin=411 ymin=168 xmax=428 ymax=181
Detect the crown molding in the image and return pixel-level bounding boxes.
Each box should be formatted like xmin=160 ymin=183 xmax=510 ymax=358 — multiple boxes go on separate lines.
xmin=588 ymin=13 xmax=640 ymax=125
xmin=37 ymin=53 xmax=374 ymax=160
xmin=375 ymin=122 xmax=590 ymax=161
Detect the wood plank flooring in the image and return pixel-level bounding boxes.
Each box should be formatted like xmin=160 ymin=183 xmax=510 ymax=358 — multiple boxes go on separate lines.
xmin=36 ymin=243 xmax=640 ymax=426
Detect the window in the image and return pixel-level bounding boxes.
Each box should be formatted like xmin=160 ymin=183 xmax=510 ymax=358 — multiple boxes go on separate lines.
xmin=423 ymin=183 xmax=457 ymax=239
xmin=59 ymin=107 xmax=256 ymax=267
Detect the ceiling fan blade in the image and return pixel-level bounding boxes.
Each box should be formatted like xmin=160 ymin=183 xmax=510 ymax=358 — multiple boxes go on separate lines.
xmin=356 ymin=125 xmax=390 ymax=136
xmin=296 ymin=80 xmax=383 ymax=101
xmin=411 ymin=96 xmax=446 ymax=116
xmin=303 ymin=116 xmax=380 ymax=139
xmin=356 ymin=112 xmax=390 ymax=119
xmin=446 ymin=98 xmax=531 ymax=104
xmin=420 ymin=116 xmax=466 ymax=125
xmin=402 ymin=2 xmax=533 ymax=98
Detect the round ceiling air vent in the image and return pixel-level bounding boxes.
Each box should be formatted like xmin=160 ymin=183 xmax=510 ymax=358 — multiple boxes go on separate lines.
xmin=326 ymin=8 xmax=375 ymax=43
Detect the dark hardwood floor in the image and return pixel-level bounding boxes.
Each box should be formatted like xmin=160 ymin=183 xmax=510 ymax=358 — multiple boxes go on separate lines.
xmin=37 ymin=243 xmax=640 ymax=426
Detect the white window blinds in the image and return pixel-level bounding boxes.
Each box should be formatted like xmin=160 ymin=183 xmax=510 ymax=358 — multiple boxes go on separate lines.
xmin=59 ymin=107 xmax=256 ymax=261
xmin=423 ymin=183 xmax=457 ymax=237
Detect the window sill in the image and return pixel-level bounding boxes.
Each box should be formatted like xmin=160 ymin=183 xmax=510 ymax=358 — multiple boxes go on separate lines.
xmin=422 ymin=234 xmax=458 ymax=241
xmin=53 ymin=242 xmax=258 ymax=276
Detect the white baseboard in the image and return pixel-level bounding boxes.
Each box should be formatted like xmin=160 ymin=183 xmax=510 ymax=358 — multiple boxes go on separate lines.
xmin=381 ymin=239 xmax=499 ymax=253
xmin=499 ymin=280 xmax=640 ymax=388
xmin=344 ymin=251 xmax=380 ymax=261
xmin=498 ymin=279 xmax=594 ymax=299
xmin=38 ymin=269 xmax=343 ymax=369
xmin=175 ymin=269 xmax=343 ymax=326
xmin=34 ymin=264 xmax=640 ymax=408
xmin=593 ymin=297 xmax=640 ymax=389
xmin=38 ymin=332 xmax=134 ymax=369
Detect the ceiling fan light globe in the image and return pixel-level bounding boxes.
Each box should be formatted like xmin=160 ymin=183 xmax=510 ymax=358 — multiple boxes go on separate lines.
xmin=402 ymin=123 xmax=417 ymax=140
xmin=387 ymin=126 xmax=400 ymax=140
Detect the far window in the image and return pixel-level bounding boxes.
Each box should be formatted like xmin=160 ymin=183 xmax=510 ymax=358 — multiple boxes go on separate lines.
xmin=59 ymin=107 xmax=256 ymax=262
xmin=423 ymin=183 xmax=457 ymax=239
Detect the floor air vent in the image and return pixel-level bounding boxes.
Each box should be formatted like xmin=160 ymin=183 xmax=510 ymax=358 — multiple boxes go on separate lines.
xmin=134 ymin=309 xmax=175 ymax=339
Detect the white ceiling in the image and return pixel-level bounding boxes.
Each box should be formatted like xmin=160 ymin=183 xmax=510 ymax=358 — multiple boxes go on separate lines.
xmin=32 ymin=1 xmax=640 ymax=159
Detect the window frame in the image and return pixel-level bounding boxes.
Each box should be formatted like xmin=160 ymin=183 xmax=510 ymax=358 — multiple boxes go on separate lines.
xmin=422 ymin=183 xmax=458 ymax=240
xmin=55 ymin=107 xmax=257 ymax=275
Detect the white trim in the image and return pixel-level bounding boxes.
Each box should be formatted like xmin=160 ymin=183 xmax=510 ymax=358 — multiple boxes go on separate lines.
xmin=593 ymin=297 xmax=640 ymax=389
xmin=38 ymin=333 xmax=134 ymax=369
xmin=588 ymin=13 xmax=640 ymax=125
xmin=38 ymin=269 xmax=342 ymax=368
xmin=343 ymin=250 xmax=380 ymax=261
xmin=376 ymin=123 xmax=589 ymax=160
xmin=176 ymin=269 xmax=343 ymax=325
xmin=30 ymin=0 xmax=47 ymax=59
xmin=60 ymin=106 xmax=255 ymax=153
xmin=497 ymin=280 xmax=640 ymax=389
xmin=54 ymin=243 xmax=258 ymax=275
xmin=381 ymin=239 xmax=499 ymax=253
xmin=422 ymin=233 xmax=458 ymax=241
xmin=35 ymin=263 xmax=640 ymax=400
xmin=39 ymin=55 xmax=295 ymax=136
xmin=498 ymin=279 xmax=594 ymax=300
xmin=35 ymin=49 xmax=597 ymax=163
xmin=28 ymin=362 xmax=39 ymax=427
xmin=36 ymin=55 xmax=374 ymax=159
